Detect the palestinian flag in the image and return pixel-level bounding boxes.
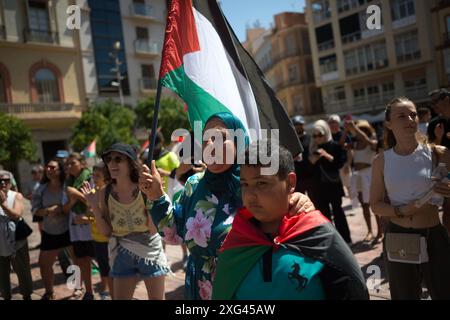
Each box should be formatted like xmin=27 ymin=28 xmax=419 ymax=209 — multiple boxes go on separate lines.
xmin=212 ymin=208 xmax=369 ymax=300
xmin=159 ymin=0 xmax=302 ymax=156
xmin=83 ymin=140 xmax=96 ymax=158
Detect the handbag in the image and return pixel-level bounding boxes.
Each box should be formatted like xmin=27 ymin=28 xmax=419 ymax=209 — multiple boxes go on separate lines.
xmin=15 ymin=218 xmax=33 ymax=241
xmin=385 ymin=233 xmax=429 ymax=264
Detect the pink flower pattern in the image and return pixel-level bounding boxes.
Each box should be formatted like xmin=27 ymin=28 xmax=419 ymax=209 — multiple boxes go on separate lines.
xmin=185 ymin=209 xmax=212 ymax=248
xmin=198 ymin=279 xmax=212 ymax=300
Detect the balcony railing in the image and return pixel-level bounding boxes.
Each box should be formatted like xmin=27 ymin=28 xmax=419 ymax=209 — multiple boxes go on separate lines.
xmin=0 ymin=103 xmax=75 ymax=114
xmin=139 ymin=78 xmax=157 ymax=91
xmin=24 ymin=28 xmax=58 ymax=44
xmin=392 ymin=15 xmax=416 ymax=29
xmin=134 ymin=39 xmax=159 ymax=55
xmin=261 ymin=48 xmax=302 ymax=72
xmin=0 ymin=25 xmax=5 ymax=40
xmin=129 ymin=3 xmax=161 ymax=21
xmin=313 ymin=11 xmax=331 ymax=24
xmin=317 ymin=39 xmax=334 ymax=51
xmin=397 ymin=51 xmax=421 ymax=63
xmin=341 ymin=31 xmax=361 ymax=45
xmin=405 ymin=85 xmax=428 ymax=100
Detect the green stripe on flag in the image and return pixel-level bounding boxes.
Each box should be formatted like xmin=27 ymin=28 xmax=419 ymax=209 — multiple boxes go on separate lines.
xmin=161 ymin=65 xmax=234 ymax=131
xmin=212 ymin=245 xmax=269 ymax=300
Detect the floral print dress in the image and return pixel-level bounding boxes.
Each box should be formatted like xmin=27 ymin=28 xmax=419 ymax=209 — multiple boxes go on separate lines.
xmin=149 ymin=171 xmax=241 ymax=300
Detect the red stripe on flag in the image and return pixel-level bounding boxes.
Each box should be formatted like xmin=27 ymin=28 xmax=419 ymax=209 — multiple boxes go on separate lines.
xmin=159 ymin=0 xmax=200 ymax=79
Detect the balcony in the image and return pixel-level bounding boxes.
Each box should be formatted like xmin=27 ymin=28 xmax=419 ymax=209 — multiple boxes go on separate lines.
xmin=313 ymin=11 xmax=332 ymax=24
xmin=392 ymin=15 xmax=416 ymax=29
xmin=129 ymin=3 xmax=162 ymax=22
xmin=139 ymin=77 xmax=157 ymax=92
xmin=342 ymin=31 xmax=361 ymax=45
xmin=134 ymin=39 xmax=160 ymax=56
xmin=397 ymin=51 xmax=421 ymax=64
xmin=0 ymin=103 xmax=76 ymax=114
xmin=405 ymin=85 xmax=428 ymax=101
xmin=317 ymin=39 xmax=334 ymax=52
xmin=320 ymin=70 xmax=339 ymax=82
xmin=24 ymin=28 xmax=59 ymax=44
xmin=431 ymin=0 xmax=450 ymax=11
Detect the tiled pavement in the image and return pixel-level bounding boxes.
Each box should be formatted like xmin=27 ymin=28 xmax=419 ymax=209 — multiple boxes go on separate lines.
xmin=4 ymin=198 xmax=391 ymax=300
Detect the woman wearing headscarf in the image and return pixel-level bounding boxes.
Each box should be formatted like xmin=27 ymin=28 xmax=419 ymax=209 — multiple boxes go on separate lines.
xmin=309 ymin=120 xmax=351 ymax=244
xmin=139 ymin=112 xmax=315 ymax=300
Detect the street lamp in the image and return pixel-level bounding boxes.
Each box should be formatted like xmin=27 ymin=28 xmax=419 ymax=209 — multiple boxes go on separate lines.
xmin=109 ymin=41 xmax=124 ymax=107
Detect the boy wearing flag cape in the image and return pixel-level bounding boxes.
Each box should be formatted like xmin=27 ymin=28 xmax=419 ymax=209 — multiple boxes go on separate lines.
xmin=212 ymin=141 xmax=368 ymax=300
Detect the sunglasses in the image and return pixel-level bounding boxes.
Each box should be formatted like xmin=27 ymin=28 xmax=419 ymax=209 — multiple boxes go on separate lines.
xmin=0 ymin=178 xmax=11 ymax=184
xmin=313 ymin=133 xmax=325 ymax=138
xmin=104 ymin=155 xmax=125 ymax=164
xmin=46 ymin=165 xmax=58 ymax=170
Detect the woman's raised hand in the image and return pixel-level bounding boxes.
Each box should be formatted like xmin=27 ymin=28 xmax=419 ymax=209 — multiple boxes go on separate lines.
xmin=288 ymin=192 xmax=316 ymax=216
xmin=80 ymin=181 xmax=98 ymax=208
xmin=139 ymin=160 xmax=164 ymax=200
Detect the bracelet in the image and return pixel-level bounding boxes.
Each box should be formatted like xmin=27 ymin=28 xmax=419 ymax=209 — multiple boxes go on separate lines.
xmin=394 ymin=206 xmax=404 ymax=218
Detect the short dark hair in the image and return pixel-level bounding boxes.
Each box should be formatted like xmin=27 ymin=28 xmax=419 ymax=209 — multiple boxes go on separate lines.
xmin=242 ymin=140 xmax=295 ymax=179
xmin=103 ymin=156 xmax=139 ymax=185
xmin=417 ymin=107 xmax=430 ymax=118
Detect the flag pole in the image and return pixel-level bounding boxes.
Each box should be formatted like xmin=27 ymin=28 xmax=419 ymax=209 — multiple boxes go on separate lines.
xmin=147 ymin=80 xmax=163 ymax=166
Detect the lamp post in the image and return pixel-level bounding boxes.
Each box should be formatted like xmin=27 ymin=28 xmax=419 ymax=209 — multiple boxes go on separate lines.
xmin=110 ymin=41 xmax=124 ymax=107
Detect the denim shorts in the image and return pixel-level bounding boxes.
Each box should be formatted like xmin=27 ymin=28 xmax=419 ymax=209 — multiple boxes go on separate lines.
xmin=110 ymin=247 xmax=170 ymax=279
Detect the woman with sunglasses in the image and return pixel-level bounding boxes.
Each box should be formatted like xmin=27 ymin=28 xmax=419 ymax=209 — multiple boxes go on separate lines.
xmin=309 ymin=120 xmax=351 ymax=244
xmin=81 ymin=143 xmax=169 ymax=300
xmin=139 ymin=112 xmax=316 ymax=300
xmin=31 ymin=158 xmax=84 ymax=300
xmin=0 ymin=170 xmax=33 ymax=300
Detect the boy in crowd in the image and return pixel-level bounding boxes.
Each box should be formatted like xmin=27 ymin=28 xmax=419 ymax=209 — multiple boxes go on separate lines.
xmin=213 ymin=142 xmax=368 ymax=300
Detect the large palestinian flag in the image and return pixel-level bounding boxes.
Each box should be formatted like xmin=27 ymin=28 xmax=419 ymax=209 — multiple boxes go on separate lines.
xmin=159 ymin=0 xmax=302 ymax=156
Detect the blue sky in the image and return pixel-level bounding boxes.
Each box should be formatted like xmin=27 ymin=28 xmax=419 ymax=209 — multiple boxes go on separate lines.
xmin=220 ymin=0 xmax=306 ymax=41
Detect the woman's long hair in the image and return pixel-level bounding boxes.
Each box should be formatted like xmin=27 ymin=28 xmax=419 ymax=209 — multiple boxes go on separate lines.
xmin=383 ymin=97 xmax=417 ymax=150
xmin=41 ymin=158 xmax=66 ymax=185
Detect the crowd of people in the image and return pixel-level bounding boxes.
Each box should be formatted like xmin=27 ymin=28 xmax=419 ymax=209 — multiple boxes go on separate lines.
xmin=1 ymin=89 xmax=450 ymax=300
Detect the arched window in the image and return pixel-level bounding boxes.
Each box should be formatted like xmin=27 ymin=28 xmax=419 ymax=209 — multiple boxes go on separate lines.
xmin=34 ymin=68 xmax=60 ymax=103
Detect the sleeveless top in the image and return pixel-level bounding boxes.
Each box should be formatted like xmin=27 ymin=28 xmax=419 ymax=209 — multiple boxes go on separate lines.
xmin=0 ymin=190 xmax=16 ymax=215
xmin=384 ymin=144 xmax=433 ymax=206
xmin=353 ymin=145 xmax=375 ymax=165
xmin=108 ymin=192 xmax=150 ymax=237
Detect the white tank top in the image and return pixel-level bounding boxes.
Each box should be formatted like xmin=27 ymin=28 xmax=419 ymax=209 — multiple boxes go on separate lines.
xmin=0 ymin=190 xmax=17 ymax=216
xmin=353 ymin=145 xmax=375 ymax=165
xmin=384 ymin=144 xmax=433 ymax=206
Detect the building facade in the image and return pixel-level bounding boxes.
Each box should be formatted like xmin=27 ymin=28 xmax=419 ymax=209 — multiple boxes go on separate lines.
xmin=306 ymin=0 xmax=438 ymax=117
xmin=0 ymin=0 xmax=87 ymax=186
xmin=431 ymin=0 xmax=450 ymax=89
xmin=246 ymin=12 xmax=323 ymax=118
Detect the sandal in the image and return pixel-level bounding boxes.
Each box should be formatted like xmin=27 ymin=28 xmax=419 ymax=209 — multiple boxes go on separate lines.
xmin=41 ymin=291 xmax=55 ymax=300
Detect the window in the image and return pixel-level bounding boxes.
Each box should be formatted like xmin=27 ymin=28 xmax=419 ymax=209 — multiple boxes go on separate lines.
xmin=315 ymin=24 xmax=334 ymax=51
xmin=28 ymin=0 xmax=50 ymax=32
xmin=285 ymin=34 xmax=296 ymax=55
xmin=382 ymin=82 xmax=395 ymax=93
xmin=301 ymin=31 xmax=310 ymax=54
xmin=319 ymin=55 xmax=337 ymax=74
xmin=444 ymin=48 xmax=450 ymax=82
xmin=345 ymin=42 xmax=387 ymax=75
xmin=288 ymin=64 xmax=299 ymax=82
xmin=312 ymin=0 xmax=331 ymax=23
xmin=34 ymin=68 xmax=60 ymax=103
xmin=136 ymin=27 xmax=149 ymax=40
xmin=292 ymin=95 xmax=303 ymax=113
xmin=391 ymin=0 xmax=415 ymax=21
xmin=395 ymin=31 xmax=420 ymax=63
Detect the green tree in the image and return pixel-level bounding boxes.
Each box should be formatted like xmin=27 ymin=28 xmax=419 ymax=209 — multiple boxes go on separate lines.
xmin=135 ymin=96 xmax=190 ymax=142
xmin=0 ymin=112 xmax=36 ymax=178
xmin=71 ymin=100 xmax=138 ymax=155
